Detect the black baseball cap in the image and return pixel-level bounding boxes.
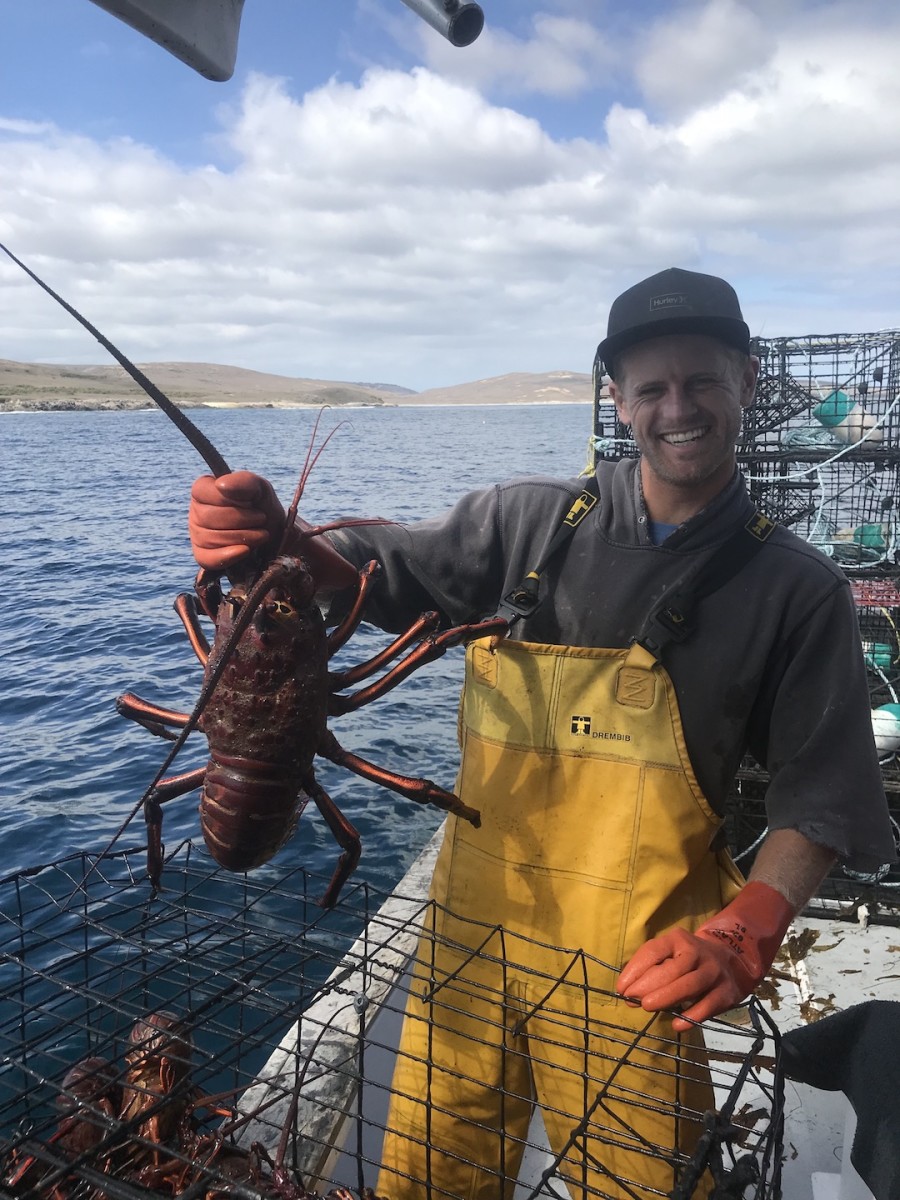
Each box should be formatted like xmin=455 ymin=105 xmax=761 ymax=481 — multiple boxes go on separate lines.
xmin=598 ymin=267 xmax=751 ymax=378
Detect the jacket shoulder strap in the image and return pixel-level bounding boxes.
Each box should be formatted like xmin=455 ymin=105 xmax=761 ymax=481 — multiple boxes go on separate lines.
xmin=637 ymin=512 xmax=778 ymax=657
xmin=496 ymin=477 xmax=600 ymax=625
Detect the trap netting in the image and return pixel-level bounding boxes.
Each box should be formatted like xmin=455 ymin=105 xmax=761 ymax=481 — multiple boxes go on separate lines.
xmin=743 ymin=332 xmax=900 ymax=458
xmin=0 ymin=840 xmax=783 ymax=1200
xmin=751 ymin=329 xmax=900 ymax=563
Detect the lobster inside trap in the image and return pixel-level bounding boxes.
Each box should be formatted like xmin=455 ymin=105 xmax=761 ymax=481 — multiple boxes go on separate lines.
xmin=0 ymin=839 xmax=784 ymax=1200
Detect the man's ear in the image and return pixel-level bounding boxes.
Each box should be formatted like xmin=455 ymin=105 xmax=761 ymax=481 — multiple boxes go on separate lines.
xmin=610 ymin=382 xmax=631 ymax=427
xmin=742 ymin=356 xmax=761 ymax=410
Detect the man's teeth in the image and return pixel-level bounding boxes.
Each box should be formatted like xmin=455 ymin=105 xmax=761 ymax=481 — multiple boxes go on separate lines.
xmin=662 ymin=427 xmax=707 ymax=444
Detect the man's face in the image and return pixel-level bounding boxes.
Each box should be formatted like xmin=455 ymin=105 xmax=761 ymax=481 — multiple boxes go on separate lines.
xmin=610 ymin=334 xmax=758 ymax=497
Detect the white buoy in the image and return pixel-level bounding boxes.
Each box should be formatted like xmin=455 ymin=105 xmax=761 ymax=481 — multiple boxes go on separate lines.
xmin=871 ymin=704 xmax=900 ymax=755
xmin=812 ymin=389 xmax=883 ymax=444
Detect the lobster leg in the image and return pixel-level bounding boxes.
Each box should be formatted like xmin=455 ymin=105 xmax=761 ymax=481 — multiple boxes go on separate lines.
xmin=117 ymin=692 xmax=191 ymax=739
xmin=329 ymin=615 xmax=510 ymax=716
xmin=174 ymin=592 xmax=211 ymax=664
xmin=194 ymin=570 xmax=225 ymax=622
xmin=328 ymin=610 xmax=441 ymax=688
xmin=151 ymin=768 xmax=208 ymax=803
xmin=302 ymin=770 xmax=361 ymax=908
xmin=318 ymin=730 xmax=480 ymax=826
xmin=326 ymin=559 xmax=382 ymax=655
xmin=144 ymin=767 xmax=208 ymax=886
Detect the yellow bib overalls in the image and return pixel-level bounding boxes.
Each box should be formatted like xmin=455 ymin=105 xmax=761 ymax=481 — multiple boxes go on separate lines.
xmin=378 ymin=636 xmax=745 ymax=1199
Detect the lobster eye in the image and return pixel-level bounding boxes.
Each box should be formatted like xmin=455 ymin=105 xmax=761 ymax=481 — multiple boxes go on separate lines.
xmin=266 ymin=599 xmax=295 ymax=620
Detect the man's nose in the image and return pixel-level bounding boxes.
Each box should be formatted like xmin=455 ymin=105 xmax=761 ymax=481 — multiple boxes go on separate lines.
xmin=659 ymin=385 xmax=697 ymax=419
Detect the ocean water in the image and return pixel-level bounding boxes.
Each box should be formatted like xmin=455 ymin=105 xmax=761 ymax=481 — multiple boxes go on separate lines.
xmin=0 ymin=402 xmax=592 ymax=896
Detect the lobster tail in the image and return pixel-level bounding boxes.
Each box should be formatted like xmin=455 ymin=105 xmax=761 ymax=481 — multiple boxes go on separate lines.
xmin=200 ymin=760 xmax=305 ymax=872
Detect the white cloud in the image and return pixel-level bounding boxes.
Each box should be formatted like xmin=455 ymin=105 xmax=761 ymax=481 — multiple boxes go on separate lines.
xmin=226 ymin=69 xmax=573 ymax=189
xmin=1 ymin=5 xmax=899 ymax=390
xmin=634 ymin=0 xmax=771 ymax=117
xmin=0 ymin=116 xmax=55 ymax=136
xmin=0 ymin=68 xmax=612 ymax=386
xmin=416 ymin=13 xmax=614 ymax=99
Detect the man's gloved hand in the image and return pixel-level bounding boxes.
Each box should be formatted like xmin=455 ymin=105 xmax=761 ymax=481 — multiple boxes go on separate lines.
xmin=188 ymin=471 xmax=358 ymax=591
xmin=189 ymin=471 xmax=287 ymax=571
xmin=616 ymin=882 xmax=795 ymax=1031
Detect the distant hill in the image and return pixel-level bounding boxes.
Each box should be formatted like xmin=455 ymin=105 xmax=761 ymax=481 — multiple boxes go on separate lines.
xmin=349 ymin=381 xmax=418 ymax=396
xmin=0 ymin=359 xmax=399 ymax=411
xmin=0 ymin=359 xmax=592 ymax=412
xmin=413 ymin=370 xmax=591 ymax=406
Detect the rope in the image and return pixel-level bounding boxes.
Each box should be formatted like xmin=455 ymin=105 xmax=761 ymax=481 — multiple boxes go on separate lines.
xmin=745 ymin=392 xmax=900 ymax=483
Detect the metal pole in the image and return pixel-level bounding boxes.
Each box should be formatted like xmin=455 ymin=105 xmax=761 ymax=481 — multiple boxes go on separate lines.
xmin=398 ymin=0 xmax=485 ymax=47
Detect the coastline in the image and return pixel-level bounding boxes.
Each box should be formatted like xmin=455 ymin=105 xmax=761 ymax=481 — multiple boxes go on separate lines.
xmin=0 ymin=362 xmax=593 ymax=412
xmin=0 ymin=398 xmax=594 ymax=414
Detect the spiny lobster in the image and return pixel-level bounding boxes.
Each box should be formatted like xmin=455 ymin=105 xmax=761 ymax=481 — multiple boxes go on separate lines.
xmin=1 ymin=1009 xmax=389 ymax=1199
xmin=0 ymin=242 xmax=510 ymax=906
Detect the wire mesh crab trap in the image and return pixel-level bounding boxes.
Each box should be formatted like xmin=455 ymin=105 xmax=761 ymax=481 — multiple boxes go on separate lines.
xmin=744 ymin=333 xmax=900 ymax=454
xmin=0 ymin=840 xmax=783 ymax=1200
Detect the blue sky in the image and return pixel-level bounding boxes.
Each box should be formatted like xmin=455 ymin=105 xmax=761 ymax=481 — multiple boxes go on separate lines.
xmin=1 ymin=0 xmax=899 ymax=389
xmin=1 ymin=2 xmax=650 ymax=153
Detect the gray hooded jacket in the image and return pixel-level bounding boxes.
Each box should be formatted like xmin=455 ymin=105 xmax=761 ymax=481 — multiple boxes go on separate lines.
xmin=331 ymin=457 xmax=895 ymax=872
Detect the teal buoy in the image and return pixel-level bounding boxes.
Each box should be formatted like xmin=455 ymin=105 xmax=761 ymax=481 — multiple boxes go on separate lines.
xmin=812 ymin=390 xmax=882 ymax=444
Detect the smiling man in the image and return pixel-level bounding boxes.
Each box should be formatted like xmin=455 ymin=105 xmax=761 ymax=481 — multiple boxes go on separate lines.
xmin=187 ymin=267 xmax=895 ymax=1198
xmin=595 ymin=269 xmax=860 ymax=1032
xmin=606 ymin=270 xmax=759 ymax=523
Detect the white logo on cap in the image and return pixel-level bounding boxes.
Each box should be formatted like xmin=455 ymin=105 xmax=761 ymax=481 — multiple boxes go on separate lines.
xmin=650 ymin=292 xmax=687 ymax=311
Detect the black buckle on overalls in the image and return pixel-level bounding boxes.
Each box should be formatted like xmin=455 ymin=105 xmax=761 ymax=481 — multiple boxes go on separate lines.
xmin=638 ymin=593 xmax=693 ymax=656
xmin=497 ymin=584 xmax=542 ymax=624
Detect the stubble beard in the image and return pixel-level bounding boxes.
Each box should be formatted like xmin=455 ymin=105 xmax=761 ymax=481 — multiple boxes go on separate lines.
xmin=636 ymin=426 xmax=740 ymax=494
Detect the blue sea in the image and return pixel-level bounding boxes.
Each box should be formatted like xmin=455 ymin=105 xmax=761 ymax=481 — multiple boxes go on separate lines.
xmin=0 ymin=401 xmax=592 ymax=896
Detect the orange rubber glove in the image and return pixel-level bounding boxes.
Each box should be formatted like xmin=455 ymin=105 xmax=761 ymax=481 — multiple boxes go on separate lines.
xmin=188 ymin=471 xmax=357 ymax=590
xmin=616 ymin=882 xmax=794 ymax=1031
xmin=189 ymin=471 xmax=286 ymax=570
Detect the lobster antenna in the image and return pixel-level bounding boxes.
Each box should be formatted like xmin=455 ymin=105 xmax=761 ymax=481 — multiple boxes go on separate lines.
xmin=0 ymin=241 xmax=230 ymax=478
xmin=276 ymin=411 xmax=347 ymax=555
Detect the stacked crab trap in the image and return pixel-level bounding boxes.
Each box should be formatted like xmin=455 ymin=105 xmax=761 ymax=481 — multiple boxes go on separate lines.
xmin=593 ymin=328 xmax=900 ymax=918
xmin=0 ymin=839 xmax=783 ymax=1200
